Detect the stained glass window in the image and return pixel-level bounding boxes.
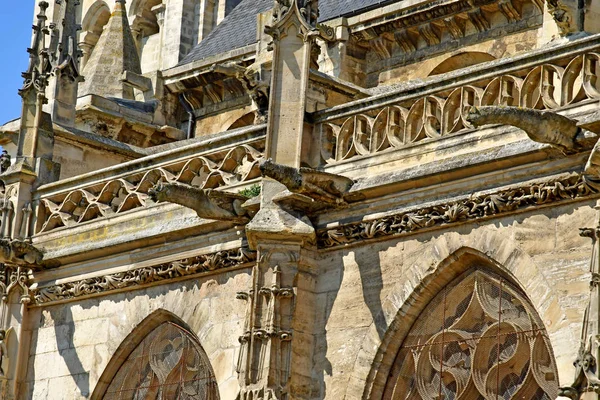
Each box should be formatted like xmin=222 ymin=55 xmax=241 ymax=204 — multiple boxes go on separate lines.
xmin=103 ymin=321 xmax=219 ymax=400
xmin=384 ymin=269 xmax=559 ymax=399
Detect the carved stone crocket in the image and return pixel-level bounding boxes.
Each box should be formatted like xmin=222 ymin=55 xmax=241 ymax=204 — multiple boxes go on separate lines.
xmin=148 ymin=181 xmax=250 ymax=224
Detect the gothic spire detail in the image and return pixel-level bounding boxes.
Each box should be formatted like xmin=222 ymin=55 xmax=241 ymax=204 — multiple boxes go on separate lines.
xmin=78 ymin=0 xmax=143 ymax=100
xmin=559 ymin=203 xmax=600 ymax=398
xmin=46 ymin=0 xmax=84 ymax=126
xmin=19 ymin=1 xmax=52 ymax=102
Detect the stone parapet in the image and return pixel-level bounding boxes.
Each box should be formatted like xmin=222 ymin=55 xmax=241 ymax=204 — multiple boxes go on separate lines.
xmin=314 ymin=33 xmax=600 ymax=166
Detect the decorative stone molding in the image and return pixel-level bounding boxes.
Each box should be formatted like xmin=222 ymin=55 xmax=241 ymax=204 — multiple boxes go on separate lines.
xmin=32 ymin=247 xmax=258 ymax=305
xmin=351 ymin=0 xmax=540 ymax=61
xmin=319 ymin=51 xmax=600 ymax=164
xmin=317 ymin=173 xmax=600 ymax=248
xmin=0 ymin=266 xmax=35 ymax=305
xmin=37 ymin=144 xmax=263 ymax=233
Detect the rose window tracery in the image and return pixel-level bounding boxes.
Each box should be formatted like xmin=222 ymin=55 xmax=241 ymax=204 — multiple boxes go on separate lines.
xmin=384 ymin=269 xmax=559 ymax=400
xmin=103 ymin=322 xmax=219 ymax=400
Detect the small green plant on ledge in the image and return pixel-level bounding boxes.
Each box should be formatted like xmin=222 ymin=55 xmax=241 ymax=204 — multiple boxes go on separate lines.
xmin=238 ymin=184 xmax=261 ymax=199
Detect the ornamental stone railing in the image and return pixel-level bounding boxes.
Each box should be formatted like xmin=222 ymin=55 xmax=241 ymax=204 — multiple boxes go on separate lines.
xmin=33 ymin=126 xmax=265 ymax=234
xmin=315 ymin=35 xmax=600 ymax=165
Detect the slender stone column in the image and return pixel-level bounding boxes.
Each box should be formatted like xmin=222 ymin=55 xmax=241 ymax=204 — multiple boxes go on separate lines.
xmin=559 ymin=201 xmax=600 ymax=398
xmin=241 ymin=1 xmax=321 ymax=399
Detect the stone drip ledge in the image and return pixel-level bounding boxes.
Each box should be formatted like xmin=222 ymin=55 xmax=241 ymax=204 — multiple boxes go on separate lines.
xmin=30 ymin=246 xmax=257 ymax=307
xmin=317 ymin=172 xmax=600 ymax=249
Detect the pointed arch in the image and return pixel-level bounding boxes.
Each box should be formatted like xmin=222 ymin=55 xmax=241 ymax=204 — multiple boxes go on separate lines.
xmin=91 ymin=309 xmax=220 ymax=400
xmin=428 ymin=52 xmax=496 ymax=76
xmin=227 ymin=113 xmax=256 ymax=131
xmin=357 ymin=247 xmax=562 ymax=400
xmin=80 ymin=2 xmax=111 ymax=68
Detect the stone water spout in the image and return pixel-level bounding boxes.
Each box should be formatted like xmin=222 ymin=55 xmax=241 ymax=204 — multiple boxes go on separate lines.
xmin=466 ymin=106 xmax=580 ymax=153
xmin=259 ymin=159 xmax=354 ymax=206
xmin=149 ymin=181 xmax=250 ymax=224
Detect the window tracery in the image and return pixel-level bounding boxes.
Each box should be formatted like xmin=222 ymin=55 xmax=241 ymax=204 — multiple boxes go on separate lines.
xmin=102 ymin=321 xmax=219 ymax=400
xmin=384 ymin=269 xmax=559 ymax=399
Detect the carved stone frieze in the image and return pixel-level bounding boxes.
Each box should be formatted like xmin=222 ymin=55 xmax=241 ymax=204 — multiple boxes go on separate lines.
xmin=318 ymin=174 xmax=600 ymax=248
xmin=33 ymin=247 xmax=257 ymax=304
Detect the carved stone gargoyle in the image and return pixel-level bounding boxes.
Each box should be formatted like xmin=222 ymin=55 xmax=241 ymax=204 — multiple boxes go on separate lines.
xmin=0 ymin=239 xmax=43 ymax=268
xmin=559 ymin=340 xmax=600 ymax=399
xmin=466 ymin=106 xmax=581 ymax=153
xmin=148 ymin=181 xmax=250 ymax=224
xmin=259 ymin=159 xmax=354 ymax=207
xmin=0 ymin=151 xmax=10 ymax=174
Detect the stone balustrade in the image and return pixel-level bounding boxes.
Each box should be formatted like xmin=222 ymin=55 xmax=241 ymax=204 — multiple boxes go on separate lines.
xmin=33 ymin=126 xmax=266 ymax=234
xmin=315 ymin=35 xmax=600 ymax=165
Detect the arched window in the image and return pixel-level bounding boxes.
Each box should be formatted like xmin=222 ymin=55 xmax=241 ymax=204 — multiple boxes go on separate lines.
xmin=97 ymin=318 xmax=219 ymax=400
xmin=384 ymin=269 xmax=558 ymax=399
xmin=79 ymin=2 xmax=111 ymax=69
xmin=227 ymin=113 xmax=255 ymax=131
xmin=129 ymin=0 xmax=164 ymax=73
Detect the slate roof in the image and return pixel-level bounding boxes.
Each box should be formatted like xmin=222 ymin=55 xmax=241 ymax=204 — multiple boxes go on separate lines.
xmin=179 ymin=0 xmax=395 ymax=66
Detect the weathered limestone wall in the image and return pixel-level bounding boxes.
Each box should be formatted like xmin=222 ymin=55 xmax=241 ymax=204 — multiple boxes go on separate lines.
xmin=139 ymin=33 xmax=161 ymax=74
xmin=25 ymin=199 xmax=594 ymax=399
xmin=195 ymin=105 xmax=254 ymax=137
xmin=53 ymin=141 xmax=132 ymax=180
xmin=26 ymin=268 xmax=251 ymax=400
xmin=316 ymin=201 xmax=594 ymax=399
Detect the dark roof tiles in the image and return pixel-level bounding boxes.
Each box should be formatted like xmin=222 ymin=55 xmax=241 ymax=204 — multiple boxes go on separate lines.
xmin=179 ymin=0 xmax=393 ymax=66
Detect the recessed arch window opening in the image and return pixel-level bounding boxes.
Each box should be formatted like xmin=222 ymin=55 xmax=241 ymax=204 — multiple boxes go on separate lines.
xmin=102 ymin=321 xmax=219 ymax=400
xmin=384 ymin=268 xmax=559 ymax=399
xmin=429 ymin=52 xmax=496 ymax=76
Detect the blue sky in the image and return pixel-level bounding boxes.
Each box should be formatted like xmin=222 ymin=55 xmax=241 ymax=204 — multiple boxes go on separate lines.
xmin=0 ymin=4 xmax=35 ymax=125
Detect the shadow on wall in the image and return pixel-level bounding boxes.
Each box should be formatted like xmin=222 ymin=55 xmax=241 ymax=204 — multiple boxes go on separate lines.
xmin=313 ymin=247 xmax=387 ymax=398
xmin=355 ymin=250 xmax=387 ymax=340
xmin=53 ymin=307 xmax=90 ymax=398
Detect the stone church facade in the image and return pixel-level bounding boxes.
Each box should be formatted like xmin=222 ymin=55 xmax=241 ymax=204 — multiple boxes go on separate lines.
xmin=1 ymin=0 xmax=600 ymax=399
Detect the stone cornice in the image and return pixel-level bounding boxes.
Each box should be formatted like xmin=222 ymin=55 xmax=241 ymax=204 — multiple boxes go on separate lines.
xmin=31 ymin=246 xmax=257 ymax=305
xmin=317 ymin=173 xmax=600 ymax=249
xmin=350 ymin=0 xmax=542 ymax=62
